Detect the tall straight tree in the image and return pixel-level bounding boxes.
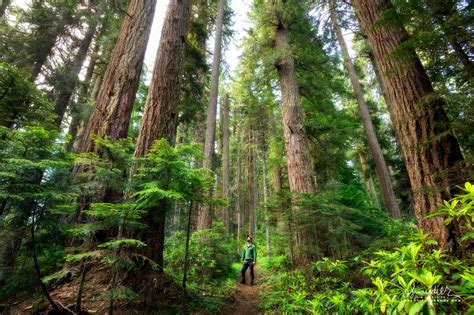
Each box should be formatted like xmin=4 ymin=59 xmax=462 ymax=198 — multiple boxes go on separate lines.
xmin=353 ymin=0 xmax=467 ymax=253
xmin=197 ymin=0 xmax=226 ymax=230
xmin=272 ymin=1 xmax=316 ymax=264
xmin=134 ymin=0 xmax=192 ymax=269
xmin=54 ymin=9 xmax=100 ymax=127
xmin=221 ymin=93 xmax=231 ymax=231
xmin=66 ymin=34 xmax=102 ymax=151
xmin=76 ymin=0 xmax=156 ymax=153
xmin=247 ymin=127 xmax=256 ymax=237
xmin=29 ymin=1 xmax=77 ymax=81
xmin=329 ymin=1 xmax=401 ymax=218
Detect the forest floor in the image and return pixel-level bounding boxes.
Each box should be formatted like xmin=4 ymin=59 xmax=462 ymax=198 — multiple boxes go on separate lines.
xmin=219 ymin=271 xmax=261 ymax=315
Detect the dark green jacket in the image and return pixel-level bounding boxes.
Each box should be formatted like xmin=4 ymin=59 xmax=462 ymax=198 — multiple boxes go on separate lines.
xmin=241 ymin=243 xmax=257 ymax=262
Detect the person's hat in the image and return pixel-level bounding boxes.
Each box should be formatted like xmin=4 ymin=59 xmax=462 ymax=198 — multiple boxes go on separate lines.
xmin=247 ymin=234 xmax=253 ymax=239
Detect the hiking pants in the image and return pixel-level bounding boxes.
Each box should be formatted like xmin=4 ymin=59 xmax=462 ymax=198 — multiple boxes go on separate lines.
xmin=241 ymin=260 xmax=254 ymax=282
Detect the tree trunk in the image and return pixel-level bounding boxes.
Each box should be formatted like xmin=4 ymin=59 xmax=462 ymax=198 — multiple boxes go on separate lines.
xmin=76 ymin=0 xmax=157 ymax=154
xmin=353 ymin=0 xmax=467 ymax=253
xmin=134 ymin=0 xmax=192 ymax=269
xmin=368 ymin=51 xmax=392 ymax=112
xmin=274 ymin=19 xmax=316 ymax=264
xmin=221 ymin=94 xmax=231 ymax=231
xmin=263 ymin=157 xmax=271 ymax=256
xmin=197 ymin=0 xmax=226 ymax=230
xmin=66 ymin=35 xmax=102 ymax=152
xmin=192 ymin=0 xmax=211 ymax=146
xmin=358 ymin=149 xmax=380 ymax=207
xmin=236 ymin=127 xmax=242 ymax=251
xmin=247 ymin=128 xmax=255 ymax=237
xmin=274 ymin=164 xmax=282 ymax=193
xmin=54 ymin=13 xmax=98 ymax=128
xmin=330 ymin=2 xmax=401 ymax=218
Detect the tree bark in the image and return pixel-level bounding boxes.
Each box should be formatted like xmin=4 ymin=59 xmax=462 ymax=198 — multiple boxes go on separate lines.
xmin=358 ymin=149 xmax=380 ymax=207
xmin=274 ymin=19 xmax=316 ymax=264
xmin=353 ymin=0 xmax=467 ymax=253
xmin=197 ymin=0 xmax=226 ymax=230
xmin=134 ymin=0 xmax=192 ymax=269
xmin=236 ymin=127 xmax=242 ymax=250
xmin=368 ymin=51 xmax=392 ymax=112
xmin=330 ymin=2 xmax=401 ymax=218
xmin=221 ymin=94 xmax=231 ymax=231
xmin=66 ymin=35 xmax=102 ymax=152
xmin=247 ymin=127 xmax=255 ymax=237
xmin=263 ymin=157 xmax=271 ymax=256
xmin=76 ymin=0 xmax=156 ymax=153
xmin=54 ymin=12 xmax=99 ymax=128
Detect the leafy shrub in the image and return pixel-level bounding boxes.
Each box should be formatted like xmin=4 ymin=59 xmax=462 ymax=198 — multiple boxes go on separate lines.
xmin=0 ymin=126 xmax=73 ymax=301
xmin=164 ymin=221 xmax=238 ymax=285
xmin=259 ymin=183 xmax=474 ymax=314
xmin=164 ymin=221 xmax=237 ymax=312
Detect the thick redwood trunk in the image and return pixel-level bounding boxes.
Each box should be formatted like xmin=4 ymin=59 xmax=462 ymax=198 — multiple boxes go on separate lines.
xmin=197 ymin=0 xmax=226 ymax=230
xmin=330 ymin=2 xmax=400 ymax=218
xmin=54 ymin=15 xmax=98 ymax=128
xmin=134 ymin=0 xmax=192 ymax=268
xmin=221 ymin=94 xmax=231 ymax=231
xmin=274 ymin=21 xmax=316 ymax=264
xmin=353 ymin=0 xmax=467 ymax=253
xmin=76 ymin=0 xmax=156 ymax=153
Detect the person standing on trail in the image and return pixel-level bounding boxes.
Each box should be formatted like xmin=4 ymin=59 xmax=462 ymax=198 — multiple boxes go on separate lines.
xmin=240 ymin=235 xmax=257 ymax=285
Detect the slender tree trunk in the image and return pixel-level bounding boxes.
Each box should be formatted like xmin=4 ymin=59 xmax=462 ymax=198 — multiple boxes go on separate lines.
xmin=263 ymin=157 xmax=271 ymax=256
xmin=274 ymin=16 xmax=316 ymax=264
xmin=358 ymin=149 xmax=380 ymax=207
xmin=197 ymin=0 xmax=226 ymax=230
xmin=192 ymin=0 xmax=210 ymax=147
xmin=182 ymin=201 xmax=193 ymax=291
xmin=330 ymin=2 xmax=401 ymax=218
xmin=54 ymin=13 xmax=99 ymax=128
xmin=247 ymin=128 xmax=255 ymax=237
xmin=76 ymin=0 xmax=157 ymax=154
xmin=368 ymin=51 xmax=392 ymax=112
xmin=236 ymin=128 xmax=242 ymax=251
xmin=66 ymin=36 xmax=102 ymax=152
xmin=353 ymin=0 xmax=467 ymax=254
xmin=274 ymin=164 xmax=282 ymax=193
xmin=134 ymin=0 xmax=192 ymax=269
xmin=221 ymin=94 xmax=231 ymax=231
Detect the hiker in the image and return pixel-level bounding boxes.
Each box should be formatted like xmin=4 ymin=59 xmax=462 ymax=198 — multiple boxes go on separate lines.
xmin=240 ymin=235 xmax=257 ymax=285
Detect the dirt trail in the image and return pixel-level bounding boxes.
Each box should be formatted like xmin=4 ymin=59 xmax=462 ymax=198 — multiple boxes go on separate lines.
xmin=220 ymin=272 xmax=261 ymax=315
